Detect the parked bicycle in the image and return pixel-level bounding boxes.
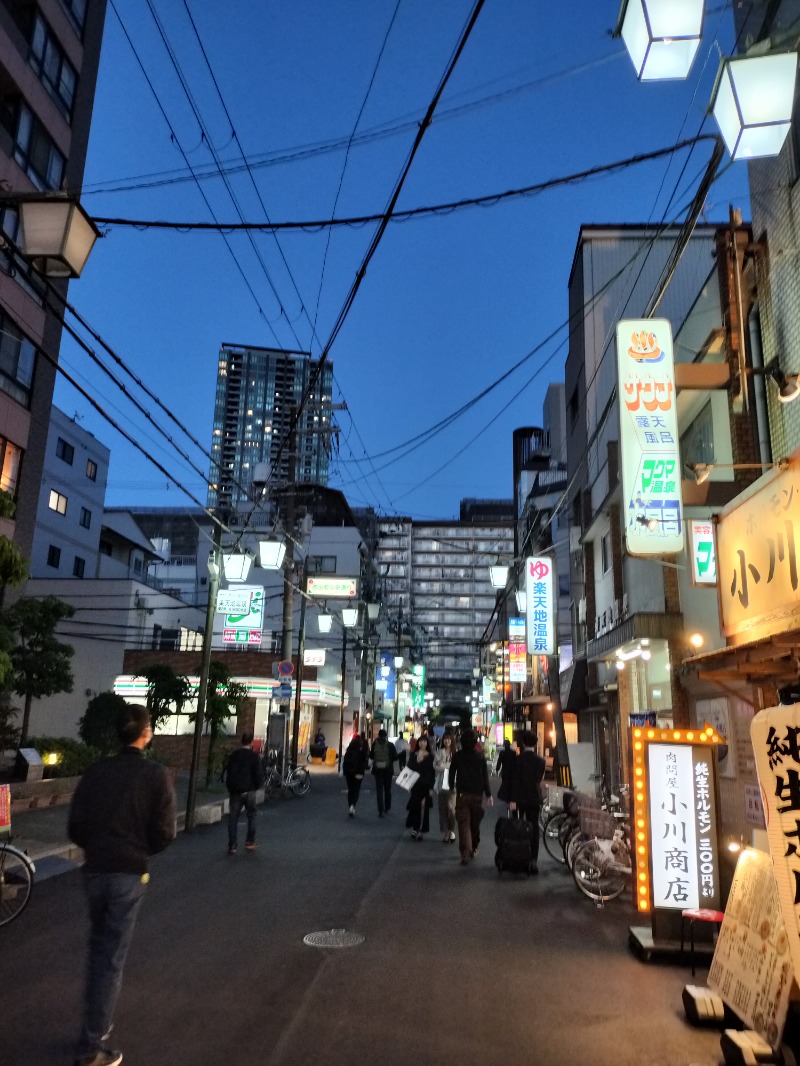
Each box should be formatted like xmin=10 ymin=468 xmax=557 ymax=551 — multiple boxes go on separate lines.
xmin=571 ymin=807 xmax=632 ymax=904
xmin=263 ymin=754 xmax=311 ymax=798
xmin=0 ymin=836 xmax=35 ymax=926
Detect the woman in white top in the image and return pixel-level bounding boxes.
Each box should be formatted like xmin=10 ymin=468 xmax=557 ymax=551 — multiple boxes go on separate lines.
xmin=434 ymin=732 xmax=456 ymax=843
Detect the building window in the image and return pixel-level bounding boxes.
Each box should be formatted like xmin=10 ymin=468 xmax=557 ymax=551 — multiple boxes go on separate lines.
xmin=73 ymin=555 xmax=85 ymax=578
xmin=679 ymin=401 xmax=715 ymax=470
xmin=58 ymin=0 xmax=86 ymax=36
xmin=79 ymin=506 xmax=91 ymax=528
xmin=48 ymin=489 xmax=67 ymax=515
xmin=601 ymin=531 xmax=612 ymax=574
xmin=0 ymin=206 xmax=45 ymax=304
xmin=308 ymin=555 xmax=337 ymax=573
xmin=47 ymin=544 xmax=61 ymax=568
xmin=86 ymin=458 xmax=97 ymax=480
xmin=0 ymin=312 xmax=36 ymax=407
xmin=13 ymin=102 xmax=66 ymax=190
xmin=569 ymin=384 xmax=580 ymax=428
xmin=56 ymin=437 xmax=74 ymax=464
xmin=0 ymin=437 xmax=22 ymax=496
xmin=29 ymin=13 xmax=78 ymax=119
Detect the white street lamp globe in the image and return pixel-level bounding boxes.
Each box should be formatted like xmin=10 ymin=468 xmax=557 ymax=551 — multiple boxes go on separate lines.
xmin=712 ymin=53 xmax=798 ymax=160
xmin=489 ymin=563 xmax=510 ymax=589
xmin=258 ymin=539 xmax=286 ymax=570
xmin=620 ymin=0 xmax=703 ymax=81
xmin=317 ymin=613 xmax=333 ymax=634
xmin=393 ymin=655 xmax=404 ymax=669
xmin=515 ymin=589 xmax=527 ymax=614
xmin=222 ymin=551 xmax=252 ymax=583
xmin=19 ymin=197 xmax=100 ymax=278
xmin=342 ymin=607 xmax=359 ymax=628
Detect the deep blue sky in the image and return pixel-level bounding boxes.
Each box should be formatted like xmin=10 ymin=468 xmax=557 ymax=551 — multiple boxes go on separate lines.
xmin=57 ymin=0 xmax=750 ymax=520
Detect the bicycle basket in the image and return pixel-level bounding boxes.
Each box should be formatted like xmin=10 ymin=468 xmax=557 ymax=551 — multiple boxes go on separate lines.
xmin=564 ymin=790 xmax=599 ymax=817
xmin=579 ymin=807 xmax=618 ymax=840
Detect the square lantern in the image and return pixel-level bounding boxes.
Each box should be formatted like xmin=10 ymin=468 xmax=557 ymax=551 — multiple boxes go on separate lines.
xmin=711 ymin=52 xmax=798 ymax=160
xmin=619 ymin=0 xmax=703 ymax=81
xmin=341 ymin=607 xmax=359 ymax=628
xmin=317 ymin=613 xmax=333 ymax=634
xmin=19 ymin=197 xmax=100 ymax=278
xmin=222 ymin=551 xmax=252 ymax=583
xmin=259 ymin=538 xmax=286 ymax=570
xmin=489 ymin=563 xmax=510 ymax=589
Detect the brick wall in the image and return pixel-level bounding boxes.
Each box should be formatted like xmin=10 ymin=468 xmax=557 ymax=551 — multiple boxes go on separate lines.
xmin=123 ymin=648 xmax=297 ymax=677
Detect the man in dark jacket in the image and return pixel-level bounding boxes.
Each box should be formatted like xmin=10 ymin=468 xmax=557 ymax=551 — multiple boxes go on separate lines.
xmin=449 ymin=729 xmax=493 ymax=865
xmin=68 ymin=702 xmax=176 ymax=1066
xmin=225 ymin=731 xmax=265 ymax=854
xmin=509 ymin=730 xmax=546 ymax=870
xmin=369 ymin=728 xmax=397 ymax=817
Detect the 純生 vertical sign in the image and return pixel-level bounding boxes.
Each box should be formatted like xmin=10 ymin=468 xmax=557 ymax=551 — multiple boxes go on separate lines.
xmin=617 ymin=319 xmax=684 ymax=555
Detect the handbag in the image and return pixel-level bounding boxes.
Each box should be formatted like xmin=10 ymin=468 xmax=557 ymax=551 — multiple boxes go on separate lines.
xmin=396 ymin=767 xmax=420 ymax=791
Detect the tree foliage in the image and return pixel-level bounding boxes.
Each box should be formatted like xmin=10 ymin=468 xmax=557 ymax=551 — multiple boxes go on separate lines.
xmin=78 ymin=691 xmax=129 ymax=755
xmin=7 ymin=596 xmax=75 ymax=743
xmin=140 ymin=663 xmax=193 ymax=732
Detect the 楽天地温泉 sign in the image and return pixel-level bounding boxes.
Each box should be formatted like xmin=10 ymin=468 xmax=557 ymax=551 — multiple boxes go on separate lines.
xmin=716 ymin=456 xmax=800 ymax=643
xmin=630 ymin=725 xmax=722 ymax=913
xmin=525 ymin=557 xmax=554 ymax=655
xmin=220 ymin=585 xmax=264 ymax=646
xmin=751 ymin=703 xmax=800 ymax=992
xmin=616 ymin=319 xmax=683 ymax=555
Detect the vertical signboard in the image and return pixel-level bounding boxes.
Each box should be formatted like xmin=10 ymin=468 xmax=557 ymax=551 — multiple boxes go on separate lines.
xmin=410 ymin=664 xmax=426 ymax=709
xmin=525 ymin=557 xmax=555 ymax=655
xmin=0 ymin=783 xmax=9 ymax=833
xmin=751 ymin=704 xmax=800 ymax=989
xmin=630 ymin=725 xmax=722 ymax=913
xmin=690 ymin=519 xmax=717 ymax=585
xmin=617 ymin=319 xmax=683 ymax=555
xmin=376 ymin=651 xmax=396 ymax=700
xmin=508 ymin=616 xmax=527 ymax=682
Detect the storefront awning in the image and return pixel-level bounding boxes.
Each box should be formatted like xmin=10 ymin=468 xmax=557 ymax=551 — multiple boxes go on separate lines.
xmin=586 ymin=612 xmax=683 ymax=662
xmin=681 ymin=629 xmax=800 ymax=687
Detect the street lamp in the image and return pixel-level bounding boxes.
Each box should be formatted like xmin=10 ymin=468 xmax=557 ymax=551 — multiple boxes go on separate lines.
xmin=16 ymin=194 xmax=100 ymax=278
xmin=337 ymin=606 xmax=360 ymax=770
xmin=711 ymin=52 xmax=798 ymax=160
xmin=259 ymin=538 xmax=286 ymax=570
xmin=366 ymin=601 xmax=381 ymax=622
xmin=617 ymin=0 xmax=704 ymax=82
xmin=489 ymin=561 xmax=510 ymax=589
xmin=317 ymin=612 xmax=333 ymax=633
xmin=222 ymin=550 xmax=253 ymax=583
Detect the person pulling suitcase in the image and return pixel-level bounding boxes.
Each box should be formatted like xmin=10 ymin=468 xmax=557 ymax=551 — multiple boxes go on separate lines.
xmin=507 ymin=730 xmax=546 ymax=873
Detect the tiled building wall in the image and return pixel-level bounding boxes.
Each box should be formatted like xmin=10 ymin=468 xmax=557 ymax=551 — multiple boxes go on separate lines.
xmin=748 ymin=147 xmax=800 ymax=459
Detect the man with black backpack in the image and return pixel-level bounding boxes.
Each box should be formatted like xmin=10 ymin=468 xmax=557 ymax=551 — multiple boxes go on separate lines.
xmin=369 ymin=728 xmax=397 ymax=818
xmin=225 ymin=732 xmax=265 ymax=854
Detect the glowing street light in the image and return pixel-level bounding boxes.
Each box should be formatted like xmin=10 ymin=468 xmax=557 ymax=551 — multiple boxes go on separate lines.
xmin=617 ymin=0 xmax=703 ymax=81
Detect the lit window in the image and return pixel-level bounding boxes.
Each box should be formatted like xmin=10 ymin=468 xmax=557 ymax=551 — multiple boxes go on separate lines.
xmin=48 ymin=489 xmax=67 ymax=515
xmin=86 ymin=459 xmax=97 ymax=480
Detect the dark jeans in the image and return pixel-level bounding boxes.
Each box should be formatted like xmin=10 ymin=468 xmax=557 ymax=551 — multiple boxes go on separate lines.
xmin=77 ymin=871 xmax=147 ymax=1058
xmin=345 ymin=773 xmax=364 ymax=807
xmin=228 ymin=790 xmax=257 ymax=847
xmin=517 ymin=804 xmax=541 ymax=860
xmin=455 ymin=793 xmax=485 ymax=858
xmin=373 ymin=768 xmax=393 ymax=814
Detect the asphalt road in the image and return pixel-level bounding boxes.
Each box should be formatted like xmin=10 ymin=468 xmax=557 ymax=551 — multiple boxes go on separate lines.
xmin=1 ymin=771 xmax=722 ymax=1066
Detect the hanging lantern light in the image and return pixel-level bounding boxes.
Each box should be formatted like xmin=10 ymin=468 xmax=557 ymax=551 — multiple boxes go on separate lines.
xmin=341 ymin=607 xmax=359 ymax=628
xmin=711 ymin=52 xmax=798 ymax=160
xmin=222 ymin=550 xmax=252 ymax=583
xmin=489 ymin=561 xmax=510 ymax=589
xmin=618 ymin=0 xmax=703 ymax=81
xmin=258 ymin=538 xmax=286 ymax=570
xmin=18 ymin=196 xmax=100 ymax=277
xmin=317 ymin=612 xmax=333 ymax=634
xmin=515 ymin=589 xmax=527 ymax=614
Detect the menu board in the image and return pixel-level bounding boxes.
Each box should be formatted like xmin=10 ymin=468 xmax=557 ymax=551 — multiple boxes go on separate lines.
xmin=708 ymin=847 xmax=793 ymax=1050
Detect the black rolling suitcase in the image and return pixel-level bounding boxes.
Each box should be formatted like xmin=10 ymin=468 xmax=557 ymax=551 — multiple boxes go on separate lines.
xmin=494 ymin=813 xmax=536 ymax=875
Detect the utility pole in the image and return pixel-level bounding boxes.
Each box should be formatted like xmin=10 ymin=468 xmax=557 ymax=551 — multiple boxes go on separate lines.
xmin=186 ymin=518 xmax=222 ymax=830
xmin=393 ymin=598 xmax=403 ymax=735
xmin=280 ymin=404 xmax=298 ymax=661
xmin=337 ymin=626 xmax=348 ymax=772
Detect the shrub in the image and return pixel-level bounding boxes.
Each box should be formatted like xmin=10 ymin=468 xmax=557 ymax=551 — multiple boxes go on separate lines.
xmin=27 ymin=736 xmax=101 ymax=778
xmin=78 ymin=692 xmax=128 ymax=755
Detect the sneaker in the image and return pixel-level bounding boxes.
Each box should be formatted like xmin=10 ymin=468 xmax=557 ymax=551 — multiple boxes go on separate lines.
xmin=410 ymin=830 xmax=418 ymax=839
xmin=227 ymin=845 xmax=237 ymax=855
xmin=471 ymin=848 xmax=479 ymax=859
xmin=349 ymin=805 xmax=355 ymax=817
xmin=245 ymin=842 xmax=257 ymax=852
xmin=74 ymin=1050 xmax=123 ymax=1066
xmin=448 ymin=832 xmax=456 ymax=843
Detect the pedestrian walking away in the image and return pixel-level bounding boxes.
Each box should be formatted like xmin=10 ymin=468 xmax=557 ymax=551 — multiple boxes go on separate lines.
xmin=405 ymin=733 xmax=435 ymax=839
xmin=225 ymin=731 xmax=265 ymax=854
xmin=394 ymin=733 xmax=409 ymax=770
xmin=495 ymin=737 xmax=517 ymax=807
xmin=68 ymin=702 xmax=176 ymax=1066
xmin=434 ymin=732 xmax=456 ymax=843
xmin=342 ymin=734 xmax=369 ymax=816
xmin=508 ymin=730 xmax=546 ymax=872
xmin=449 ymin=728 xmax=493 ymax=865
xmin=370 ymin=728 xmax=397 ymax=817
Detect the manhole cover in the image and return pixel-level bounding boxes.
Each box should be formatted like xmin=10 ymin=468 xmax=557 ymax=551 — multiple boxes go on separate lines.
xmin=303 ymin=928 xmax=365 ymax=949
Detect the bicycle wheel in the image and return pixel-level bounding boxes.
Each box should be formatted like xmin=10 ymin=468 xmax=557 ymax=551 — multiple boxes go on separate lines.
xmin=558 ymin=814 xmax=577 ymax=860
xmin=543 ymin=812 xmax=568 ymax=864
xmin=0 ymin=844 xmax=34 ymax=926
xmin=564 ymin=827 xmax=584 ymax=870
xmin=289 ymin=767 xmax=311 ymax=796
xmin=572 ymin=840 xmax=627 ymax=902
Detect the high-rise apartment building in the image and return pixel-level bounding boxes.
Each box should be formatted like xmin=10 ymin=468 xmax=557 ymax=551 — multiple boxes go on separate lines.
xmin=208 ymin=344 xmax=333 ymax=510
xmin=0 ymin=0 xmax=107 ymax=557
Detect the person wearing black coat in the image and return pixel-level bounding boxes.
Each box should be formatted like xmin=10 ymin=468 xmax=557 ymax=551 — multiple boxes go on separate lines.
xmin=405 ymin=734 xmax=436 ymax=839
xmin=495 ymin=738 xmax=517 ymax=804
xmin=225 ymin=731 xmax=266 ymax=855
xmin=343 ymin=735 xmax=369 ymax=816
xmin=508 ymin=731 xmax=546 ymax=864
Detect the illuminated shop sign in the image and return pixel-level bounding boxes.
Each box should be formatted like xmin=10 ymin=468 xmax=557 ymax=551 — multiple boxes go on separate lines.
xmin=303 ymin=649 xmax=326 ymax=667
xmin=525 ymin=556 xmax=555 ymax=655
xmin=306 ymin=576 xmax=358 ymax=599
xmin=690 ymin=519 xmax=717 ymax=585
xmin=220 ymin=585 xmax=264 ymax=646
xmin=751 ymin=703 xmax=800 ymax=988
xmin=411 ymin=664 xmax=426 ymax=709
xmin=616 ymin=319 xmax=684 ymax=555
xmin=631 ymin=726 xmax=722 ymax=913
xmin=508 ymin=616 xmax=527 ymax=682
xmin=716 ymin=457 xmax=800 ymax=642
